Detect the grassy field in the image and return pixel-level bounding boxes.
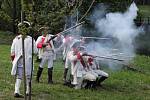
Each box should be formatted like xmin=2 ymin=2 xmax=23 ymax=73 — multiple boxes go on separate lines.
xmin=0 ymin=44 xmax=150 ymax=100
xmin=0 ymin=31 xmax=15 ymax=45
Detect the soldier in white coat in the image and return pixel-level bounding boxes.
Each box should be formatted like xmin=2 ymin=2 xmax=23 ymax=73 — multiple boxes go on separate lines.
xmin=67 ymin=45 xmax=109 ymax=89
xmin=36 ymin=27 xmax=59 ymax=84
xmin=76 ymin=46 xmax=109 ymax=88
xmin=11 ymin=21 xmax=37 ymax=97
xmin=82 ymin=55 xmax=109 ymax=88
xmin=66 ymin=42 xmax=96 ymax=89
xmin=62 ymin=36 xmax=77 ymax=84
xmin=56 ymin=35 xmax=79 ymax=84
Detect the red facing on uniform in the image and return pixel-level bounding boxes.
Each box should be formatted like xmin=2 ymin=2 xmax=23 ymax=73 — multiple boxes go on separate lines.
xmin=11 ymin=55 xmax=15 ymax=61
xmin=37 ymin=37 xmax=45 ymax=48
xmin=88 ymin=57 xmax=93 ymax=66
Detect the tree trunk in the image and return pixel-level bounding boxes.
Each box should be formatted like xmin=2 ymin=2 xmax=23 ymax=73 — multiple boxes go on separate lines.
xmin=13 ymin=0 xmax=16 ymax=34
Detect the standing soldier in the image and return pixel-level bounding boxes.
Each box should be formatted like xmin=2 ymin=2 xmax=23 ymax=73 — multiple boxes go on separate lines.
xmin=59 ymin=36 xmax=81 ymax=85
xmin=62 ymin=36 xmax=74 ymax=84
xmin=36 ymin=27 xmax=59 ymax=84
xmin=11 ymin=21 xmax=37 ymax=97
xmin=67 ymin=46 xmax=96 ymax=89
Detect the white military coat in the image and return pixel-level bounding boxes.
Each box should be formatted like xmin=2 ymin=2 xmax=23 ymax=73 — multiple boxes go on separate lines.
xmin=11 ymin=35 xmax=37 ymax=76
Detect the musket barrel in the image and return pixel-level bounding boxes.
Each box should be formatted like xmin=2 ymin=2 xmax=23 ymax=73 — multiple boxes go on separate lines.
xmin=82 ymin=54 xmax=124 ymax=61
xmin=58 ymin=21 xmax=85 ymax=34
xmin=82 ymin=37 xmax=110 ymax=40
xmin=95 ymin=56 xmax=124 ymax=61
xmin=48 ymin=21 xmax=85 ymax=42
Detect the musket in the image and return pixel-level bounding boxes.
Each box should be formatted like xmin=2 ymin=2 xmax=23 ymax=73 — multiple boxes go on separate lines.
xmin=83 ymin=53 xmax=147 ymax=74
xmin=47 ymin=21 xmax=85 ymax=42
xmin=88 ymin=54 xmax=146 ymax=73
xmin=94 ymin=56 xmax=125 ymax=61
xmin=82 ymin=54 xmax=125 ymax=62
xmin=82 ymin=53 xmax=148 ymax=74
xmin=29 ymin=0 xmax=35 ymax=99
xmin=105 ymin=53 xmax=134 ymax=59
xmin=60 ymin=21 xmax=85 ymax=34
xmin=82 ymin=37 xmax=110 ymax=40
xmin=21 ymin=0 xmax=27 ymax=99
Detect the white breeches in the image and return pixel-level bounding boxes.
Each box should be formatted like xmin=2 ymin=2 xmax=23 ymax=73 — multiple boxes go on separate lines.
xmin=53 ymin=53 xmax=56 ymax=60
xmin=65 ymin=57 xmax=71 ymax=69
xmin=72 ymin=73 xmax=78 ymax=85
xmin=92 ymin=70 xmax=109 ymax=78
xmin=75 ymin=69 xmax=108 ymax=84
xmin=15 ymin=58 xmax=31 ymax=94
xmin=82 ymin=71 xmax=97 ymax=81
xmin=16 ymin=67 xmax=31 ymax=79
xmin=72 ymin=71 xmax=97 ymax=85
xmin=16 ymin=58 xmax=31 ymax=79
xmin=63 ymin=53 xmax=67 ymax=61
xmin=40 ymin=52 xmax=54 ymax=68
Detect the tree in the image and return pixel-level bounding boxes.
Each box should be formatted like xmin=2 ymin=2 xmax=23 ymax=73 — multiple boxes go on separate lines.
xmin=0 ymin=0 xmax=135 ymax=33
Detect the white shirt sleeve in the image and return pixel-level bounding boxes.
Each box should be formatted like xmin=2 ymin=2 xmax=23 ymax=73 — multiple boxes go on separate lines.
xmin=11 ymin=38 xmax=16 ymax=55
xmin=68 ymin=51 xmax=77 ymax=61
xmin=33 ymin=39 xmax=38 ymax=54
xmin=36 ymin=36 xmax=42 ymax=46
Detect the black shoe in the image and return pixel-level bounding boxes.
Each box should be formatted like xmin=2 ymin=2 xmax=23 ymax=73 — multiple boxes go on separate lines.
xmin=48 ymin=80 xmax=53 ymax=84
xmin=63 ymin=68 xmax=68 ymax=82
xmin=14 ymin=93 xmax=24 ymax=98
xmin=36 ymin=67 xmax=43 ymax=83
xmin=36 ymin=78 xmax=39 ymax=83
xmin=63 ymin=81 xmax=71 ymax=86
xmin=85 ymin=81 xmax=93 ymax=89
xmin=48 ymin=68 xmax=53 ymax=84
xmin=69 ymin=84 xmax=76 ymax=88
xmin=26 ymin=93 xmax=29 ymax=96
xmin=97 ymin=76 xmax=107 ymax=86
xmin=97 ymin=84 xmax=102 ymax=87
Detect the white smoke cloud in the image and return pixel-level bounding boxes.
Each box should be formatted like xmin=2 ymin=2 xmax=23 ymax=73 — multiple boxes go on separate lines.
xmin=62 ymin=2 xmax=140 ymax=70
xmin=86 ymin=2 xmax=141 ymax=69
xmin=96 ymin=2 xmax=139 ymax=55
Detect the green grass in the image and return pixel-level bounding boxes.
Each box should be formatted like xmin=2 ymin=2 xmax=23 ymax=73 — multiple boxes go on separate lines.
xmin=0 ymin=31 xmax=15 ymax=45
xmin=0 ymin=44 xmax=150 ymax=100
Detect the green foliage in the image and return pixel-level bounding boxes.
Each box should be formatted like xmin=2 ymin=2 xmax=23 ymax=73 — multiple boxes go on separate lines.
xmin=135 ymin=31 xmax=150 ymax=55
xmin=18 ymin=24 xmax=30 ymax=36
xmin=95 ymin=0 xmax=134 ymax=12
xmin=1 ymin=0 xmax=13 ymax=17
xmin=0 ymin=11 xmax=12 ymax=22
xmin=1 ymin=0 xmax=133 ymax=33
xmin=0 ymin=11 xmax=12 ymax=31
xmin=138 ymin=5 xmax=150 ymax=17
xmin=0 ymin=0 xmax=149 ymax=34
xmin=33 ymin=0 xmax=80 ymax=33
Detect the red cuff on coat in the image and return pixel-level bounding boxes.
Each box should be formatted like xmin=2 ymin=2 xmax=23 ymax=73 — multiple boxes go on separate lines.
xmin=11 ymin=55 xmax=15 ymax=61
xmin=77 ymin=52 xmax=82 ymax=59
xmin=37 ymin=43 xmax=43 ymax=48
xmin=88 ymin=57 xmax=93 ymax=66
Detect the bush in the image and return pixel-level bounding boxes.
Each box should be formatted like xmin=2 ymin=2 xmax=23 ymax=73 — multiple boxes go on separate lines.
xmin=0 ymin=11 xmax=13 ymax=31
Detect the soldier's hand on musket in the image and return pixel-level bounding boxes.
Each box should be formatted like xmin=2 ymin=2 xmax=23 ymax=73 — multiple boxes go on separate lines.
xmin=42 ymin=43 xmax=48 ymax=47
xmin=56 ymin=33 xmax=61 ymax=37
